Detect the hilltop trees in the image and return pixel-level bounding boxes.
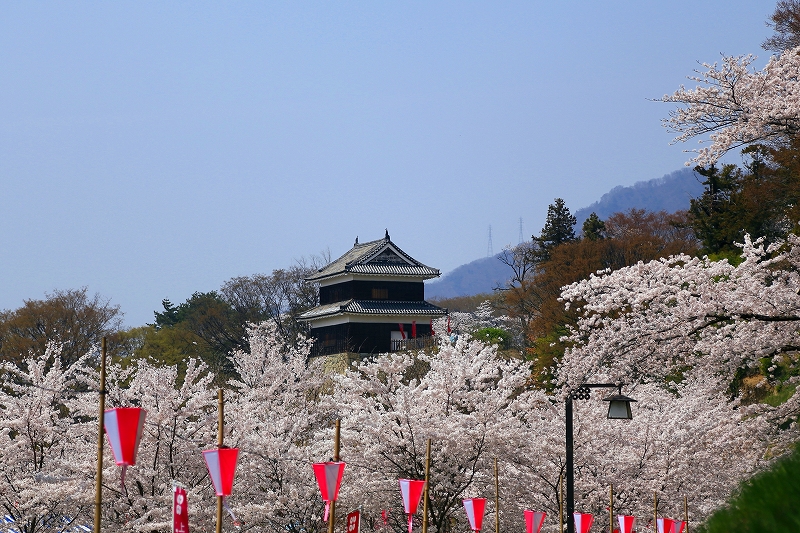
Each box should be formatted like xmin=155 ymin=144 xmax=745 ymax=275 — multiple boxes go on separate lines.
xmin=498 ymin=199 xmax=698 ymax=384
xmin=0 ymin=288 xmax=122 ymax=367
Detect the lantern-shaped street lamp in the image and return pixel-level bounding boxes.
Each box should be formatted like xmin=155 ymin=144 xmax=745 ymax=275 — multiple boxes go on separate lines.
xmin=399 ymin=479 xmax=426 ymax=533
xmin=313 ymin=461 xmax=346 ymax=522
xmin=617 ymin=515 xmax=636 ymax=533
xmin=462 ymin=498 xmax=486 ymax=532
xmin=573 ymin=513 xmax=593 ymax=533
xmin=203 ymin=447 xmax=239 ymax=497
xmin=524 ymin=510 xmax=546 ymax=533
xmin=566 ymin=384 xmax=636 ymax=533
xmin=602 ymin=388 xmax=637 ymax=420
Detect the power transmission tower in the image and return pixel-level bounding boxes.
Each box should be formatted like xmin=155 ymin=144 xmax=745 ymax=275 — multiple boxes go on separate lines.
xmin=518 ymin=217 xmax=524 ymax=244
xmin=487 ymin=225 xmax=494 ymax=257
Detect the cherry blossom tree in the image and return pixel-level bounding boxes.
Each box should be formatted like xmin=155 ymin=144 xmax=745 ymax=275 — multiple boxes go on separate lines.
xmin=0 ymin=343 xmax=94 ymax=532
xmin=554 ymin=233 xmax=800 ymax=527
xmin=223 ymin=322 xmax=327 ymax=533
xmin=661 ymin=47 xmax=800 ymax=166
xmin=83 ymin=357 xmax=219 ymax=532
xmin=323 ymin=337 xmax=568 ymax=533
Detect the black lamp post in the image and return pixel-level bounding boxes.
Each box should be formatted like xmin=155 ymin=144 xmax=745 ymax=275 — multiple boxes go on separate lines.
xmin=565 ymin=384 xmax=636 ymax=533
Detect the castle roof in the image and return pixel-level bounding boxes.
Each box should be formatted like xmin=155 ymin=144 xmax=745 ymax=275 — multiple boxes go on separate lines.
xmin=298 ymin=299 xmax=447 ymax=321
xmin=306 ymin=231 xmax=440 ymax=282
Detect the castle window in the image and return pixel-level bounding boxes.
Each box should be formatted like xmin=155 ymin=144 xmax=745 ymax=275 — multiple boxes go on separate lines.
xmin=372 ymin=288 xmax=389 ymax=299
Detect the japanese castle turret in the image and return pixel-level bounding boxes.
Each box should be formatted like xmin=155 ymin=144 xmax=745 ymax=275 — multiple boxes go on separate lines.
xmin=299 ymin=231 xmax=447 ymax=357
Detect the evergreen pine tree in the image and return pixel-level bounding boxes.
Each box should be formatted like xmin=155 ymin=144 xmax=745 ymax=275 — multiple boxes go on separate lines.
xmin=581 ymin=212 xmax=606 ymax=241
xmin=535 ymin=198 xmax=577 ymax=260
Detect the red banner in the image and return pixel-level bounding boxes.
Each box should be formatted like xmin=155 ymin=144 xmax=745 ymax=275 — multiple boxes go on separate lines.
xmin=347 ymin=510 xmax=360 ymax=533
xmin=173 ymin=486 xmax=190 ymax=533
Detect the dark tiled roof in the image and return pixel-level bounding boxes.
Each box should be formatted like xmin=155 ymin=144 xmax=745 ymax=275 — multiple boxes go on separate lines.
xmin=306 ymin=233 xmax=440 ymax=281
xmin=298 ymin=299 xmax=447 ymax=321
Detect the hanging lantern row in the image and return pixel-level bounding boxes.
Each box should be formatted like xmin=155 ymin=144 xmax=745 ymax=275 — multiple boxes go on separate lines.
xmin=102 ymin=407 xmax=241 ymax=502
xmin=103 ymin=411 xmax=682 ymax=533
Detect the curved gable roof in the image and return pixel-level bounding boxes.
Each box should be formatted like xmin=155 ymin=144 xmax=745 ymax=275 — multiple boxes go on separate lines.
xmin=306 ymin=233 xmax=440 ymax=282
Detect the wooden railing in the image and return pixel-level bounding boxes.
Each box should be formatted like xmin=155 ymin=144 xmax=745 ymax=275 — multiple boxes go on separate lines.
xmin=390 ymin=335 xmax=435 ymax=352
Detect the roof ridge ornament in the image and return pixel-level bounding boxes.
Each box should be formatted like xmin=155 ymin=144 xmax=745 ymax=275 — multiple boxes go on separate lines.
xmin=385 ymin=229 xmax=390 ymax=240
xmin=355 ymin=236 xmax=359 ymax=245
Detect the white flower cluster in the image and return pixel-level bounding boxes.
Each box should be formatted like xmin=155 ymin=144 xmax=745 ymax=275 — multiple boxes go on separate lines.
xmin=662 ymin=48 xmax=800 ymax=165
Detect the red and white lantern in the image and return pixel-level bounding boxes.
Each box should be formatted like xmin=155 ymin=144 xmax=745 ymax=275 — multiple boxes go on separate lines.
xmin=573 ymin=513 xmax=593 ymax=533
xmin=462 ymin=498 xmax=486 ymax=531
xmin=313 ymin=462 xmax=346 ymax=521
xmin=657 ymin=518 xmax=676 ymax=533
xmin=524 ymin=510 xmax=546 ymax=533
xmin=617 ymin=515 xmax=635 ymax=533
xmin=104 ymin=407 xmax=146 ymax=466
xmin=203 ymin=447 xmax=239 ymax=496
xmin=398 ymin=479 xmax=426 ymax=533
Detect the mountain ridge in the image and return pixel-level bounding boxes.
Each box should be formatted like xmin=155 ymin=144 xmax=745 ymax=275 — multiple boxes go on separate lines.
xmin=425 ymin=168 xmax=705 ymax=299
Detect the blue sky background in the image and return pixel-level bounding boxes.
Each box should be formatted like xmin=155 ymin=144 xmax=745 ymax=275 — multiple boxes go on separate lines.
xmin=0 ymin=1 xmax=777 ymax=326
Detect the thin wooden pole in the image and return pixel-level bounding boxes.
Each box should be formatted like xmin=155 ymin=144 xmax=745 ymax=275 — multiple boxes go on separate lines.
xmin=684 ymin=495 xmax=689 ymax=533
xmin=216 ymin=389 xmax=224 ymax=533
xmin=494 ymin=458 xmax=500 ymax=533
xmin=328 ymin=420 xmax=341 ymax=533
xmin=558 ymin=474 xmax=563 ymax=533
xmin=653 ymin=492 xmax=658 ymax=533
xmin=422 ymin=439 xmax=431 ymax=533
xmin=93 ymin=337 xmax=108 ymax=533
xmin=608 ymin=484 xmax=613 ymax=533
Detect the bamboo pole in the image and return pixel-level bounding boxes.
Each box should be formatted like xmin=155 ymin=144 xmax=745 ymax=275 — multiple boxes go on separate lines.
xmin=93 ymin=337 xmax=108 ymax=533
xmin=653 ymin=492 xmax=658 ymax=533
xmin=684 ymin=495 xmax=689 ymax=533
xmin=559 ymin=475 xmax=564 ymax=533
xmin=328 ymin=420 xmax=341 ymax=533
xmin=608 ymin=484 xmax=613 ymax=533
xmin=494 ymin=458 xmax=500 ymax=533
xmin=216 ymin=389 xmax=224 ymax=533
xmin=422 ymin=439 xmax=431 ymax=533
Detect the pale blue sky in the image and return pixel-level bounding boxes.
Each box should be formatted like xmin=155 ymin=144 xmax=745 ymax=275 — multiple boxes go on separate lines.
xmin=0 ymin=2 xmax=776 ymax=326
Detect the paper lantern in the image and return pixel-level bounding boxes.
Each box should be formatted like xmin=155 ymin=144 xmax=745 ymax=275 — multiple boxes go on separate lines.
xmin=399 ymin=479 xmax=426 ymax=533
xmin=202 ymin=448 xmax=239 ymax=496
xmin=524 ymin=510 xmax=546 ymax=533
xmin=104 ymin=407 xmax=146 ymax=466
xmin=313 ymin=461 xmax=346 ymax=521
xmin=462 ymin=498 xmax=486 ymax=531
xmin=617 ymin=515 xmax=635 ymax=533
xmin=573 ymin=513 xmax=593 ymax=533
xmin=657 ymin=518 xmax=676 ymax=533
